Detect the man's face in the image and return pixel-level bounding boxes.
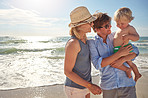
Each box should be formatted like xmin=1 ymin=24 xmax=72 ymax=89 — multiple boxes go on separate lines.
xmin=99 ymin=22 xmax=112 ymax=35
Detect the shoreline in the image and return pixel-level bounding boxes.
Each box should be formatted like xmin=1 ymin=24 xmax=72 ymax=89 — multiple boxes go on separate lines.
xmin=0 ymin=70 xmax=148 ymax=98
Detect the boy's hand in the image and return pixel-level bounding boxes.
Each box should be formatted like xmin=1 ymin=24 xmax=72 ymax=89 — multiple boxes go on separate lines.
xmin=122 ymin=34 xmax=130 ymax=46
xmin=122 ymin=34 xmax=129 ymax=40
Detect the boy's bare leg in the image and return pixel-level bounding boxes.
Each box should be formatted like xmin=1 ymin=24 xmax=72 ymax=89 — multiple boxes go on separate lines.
xmin=126 ymin=61 xmax=142 ymax=82
xmin=113 ymin=64 xmax=132 ymax=78
xmin=85 ymin=93 xmax=90 ymax=98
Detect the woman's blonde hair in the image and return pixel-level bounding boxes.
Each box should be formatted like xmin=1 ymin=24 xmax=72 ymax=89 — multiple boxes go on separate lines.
xmin=69 ymin=26 xmax=87 ymax=40
xmin=114 ymin=7 xmax=134 ymax=22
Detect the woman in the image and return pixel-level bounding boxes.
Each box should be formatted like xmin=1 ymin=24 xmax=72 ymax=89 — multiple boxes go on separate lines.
xmin=64 ymin=6 xmax=102 ymax=98
xmin=88 ymin=12 xmax=139 ymax=98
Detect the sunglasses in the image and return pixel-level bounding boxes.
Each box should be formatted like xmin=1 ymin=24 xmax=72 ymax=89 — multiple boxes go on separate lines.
xmin=97 ymin=22 xmax=111 ymax=29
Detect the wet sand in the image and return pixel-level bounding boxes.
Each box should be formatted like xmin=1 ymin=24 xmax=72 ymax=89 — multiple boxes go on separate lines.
xmin=0 ymin=70 xmax=148 ymax=98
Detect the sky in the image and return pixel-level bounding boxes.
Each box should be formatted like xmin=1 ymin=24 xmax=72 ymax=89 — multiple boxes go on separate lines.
xmin=0 ymin=0 xmax=147 ymax=37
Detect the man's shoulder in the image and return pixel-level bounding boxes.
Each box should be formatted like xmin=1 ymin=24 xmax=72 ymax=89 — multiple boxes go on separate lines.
xmin=108 ymin=32 xmax=115 ymax=39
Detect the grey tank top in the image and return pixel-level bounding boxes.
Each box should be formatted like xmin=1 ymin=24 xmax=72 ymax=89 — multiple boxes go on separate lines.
xmin=65 ymin=36 xmax=92 ymax=89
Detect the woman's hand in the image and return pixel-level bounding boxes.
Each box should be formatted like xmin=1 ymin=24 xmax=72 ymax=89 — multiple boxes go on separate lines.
xmin=87 ymin=83 xmax=102 ymax=95
xmin=117 ymin=44 xmax=133 ymax=57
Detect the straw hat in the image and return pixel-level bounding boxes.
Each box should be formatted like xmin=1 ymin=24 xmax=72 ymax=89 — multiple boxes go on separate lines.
xmin=69 ymin=6 xmax=96 ymax=28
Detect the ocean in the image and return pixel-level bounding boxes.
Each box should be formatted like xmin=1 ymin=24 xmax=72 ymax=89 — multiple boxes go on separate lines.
xmin=0 ymin=36 xmax=148 ymax=90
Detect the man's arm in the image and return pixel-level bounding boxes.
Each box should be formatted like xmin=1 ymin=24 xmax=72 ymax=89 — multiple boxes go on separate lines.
xmin=88 ymin=40 xmax=133 ymax=69
xmin=101 ymin=45 xmax=133 ymax=67
xmin=110 ymin=53 xmax=136 ymax=67
xmin=111 ymin=43 xmax=139 ymax=67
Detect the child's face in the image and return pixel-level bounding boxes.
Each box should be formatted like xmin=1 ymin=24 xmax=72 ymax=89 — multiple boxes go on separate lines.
xmin=116 ymin=20 xmax=130 ymax=30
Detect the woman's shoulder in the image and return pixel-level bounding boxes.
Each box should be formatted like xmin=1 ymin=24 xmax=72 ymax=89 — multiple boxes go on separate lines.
xmin=65 ymin=38 xmax=80 ymax=50
xmin=67 ymin=38 xmax=79 ymax=46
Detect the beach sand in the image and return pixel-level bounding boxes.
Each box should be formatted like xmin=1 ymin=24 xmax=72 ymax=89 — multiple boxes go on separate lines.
xmin=0 ymin=70 xmax=148 ymax=98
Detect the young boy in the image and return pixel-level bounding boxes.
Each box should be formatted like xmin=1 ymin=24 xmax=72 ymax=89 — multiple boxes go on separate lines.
xmin=113 ymin=7 xmax=142 ymax=81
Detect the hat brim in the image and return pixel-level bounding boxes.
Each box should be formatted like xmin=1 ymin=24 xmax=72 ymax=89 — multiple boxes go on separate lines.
xmin=69 ymin=16 xmax=96 ymax=28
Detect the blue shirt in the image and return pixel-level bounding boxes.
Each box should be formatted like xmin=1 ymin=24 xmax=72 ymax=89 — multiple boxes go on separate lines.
xmin=88 ymin=32 xmax=139 ymax=90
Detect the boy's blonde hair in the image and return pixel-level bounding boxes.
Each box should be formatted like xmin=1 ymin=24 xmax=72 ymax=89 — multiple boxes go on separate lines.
xmin=114 ymin=7 xmax=134 ymax=22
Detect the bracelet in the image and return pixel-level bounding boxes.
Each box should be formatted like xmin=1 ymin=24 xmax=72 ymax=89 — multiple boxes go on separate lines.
xmin=87 ymin=83 xmax=92 ymax=87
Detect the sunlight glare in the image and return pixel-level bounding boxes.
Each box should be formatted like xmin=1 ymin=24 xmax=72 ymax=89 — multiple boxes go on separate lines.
xmin=19 ymin=0 xmax=61 ymax=11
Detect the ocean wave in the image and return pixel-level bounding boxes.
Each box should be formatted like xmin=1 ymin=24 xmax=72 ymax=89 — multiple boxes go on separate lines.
xmin=138 ymin=40 xmax=148 ymax=42
xmin=50 ymin=47 xmax=65 ymax=55
xmin=0 ymin=48 xmax=47 ymax=54
xmin=0 ymin=48 xmax=18 ymax=54
xmin=134 ymin=43 xmax=148 ymax=46
xmin=0 ymin=40 xmax=27 ymax=45
xmin=38 ymin=37 xmax=69 ymax=43
xmin=0 ymin=36 xmax=12 ymax=40
xmin=0 ymin=47 xmax=65 ymax=55
xmin=38 ymin=41 xmax=51 ymax=43
xmin=43 ymin=56 xmax=64 ymax=59
xmin=39 ymin=40 xmax=62 ymax=43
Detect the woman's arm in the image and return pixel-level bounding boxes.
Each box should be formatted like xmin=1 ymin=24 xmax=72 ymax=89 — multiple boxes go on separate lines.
xmin=64 ymin=39 xmax=101 ymax=95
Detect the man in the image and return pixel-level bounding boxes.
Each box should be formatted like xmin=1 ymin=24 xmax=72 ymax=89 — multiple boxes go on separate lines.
xmin=88 ymin=12 xmax=139 ymax=98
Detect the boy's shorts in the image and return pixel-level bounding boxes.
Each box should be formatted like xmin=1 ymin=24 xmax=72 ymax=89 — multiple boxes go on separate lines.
xmin=114 ymin=43 xmax=133 ymax=53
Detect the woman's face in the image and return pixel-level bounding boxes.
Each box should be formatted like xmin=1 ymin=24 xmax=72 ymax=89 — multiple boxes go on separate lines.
xmin=79 ymin=23 xmax=92 ymax=33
